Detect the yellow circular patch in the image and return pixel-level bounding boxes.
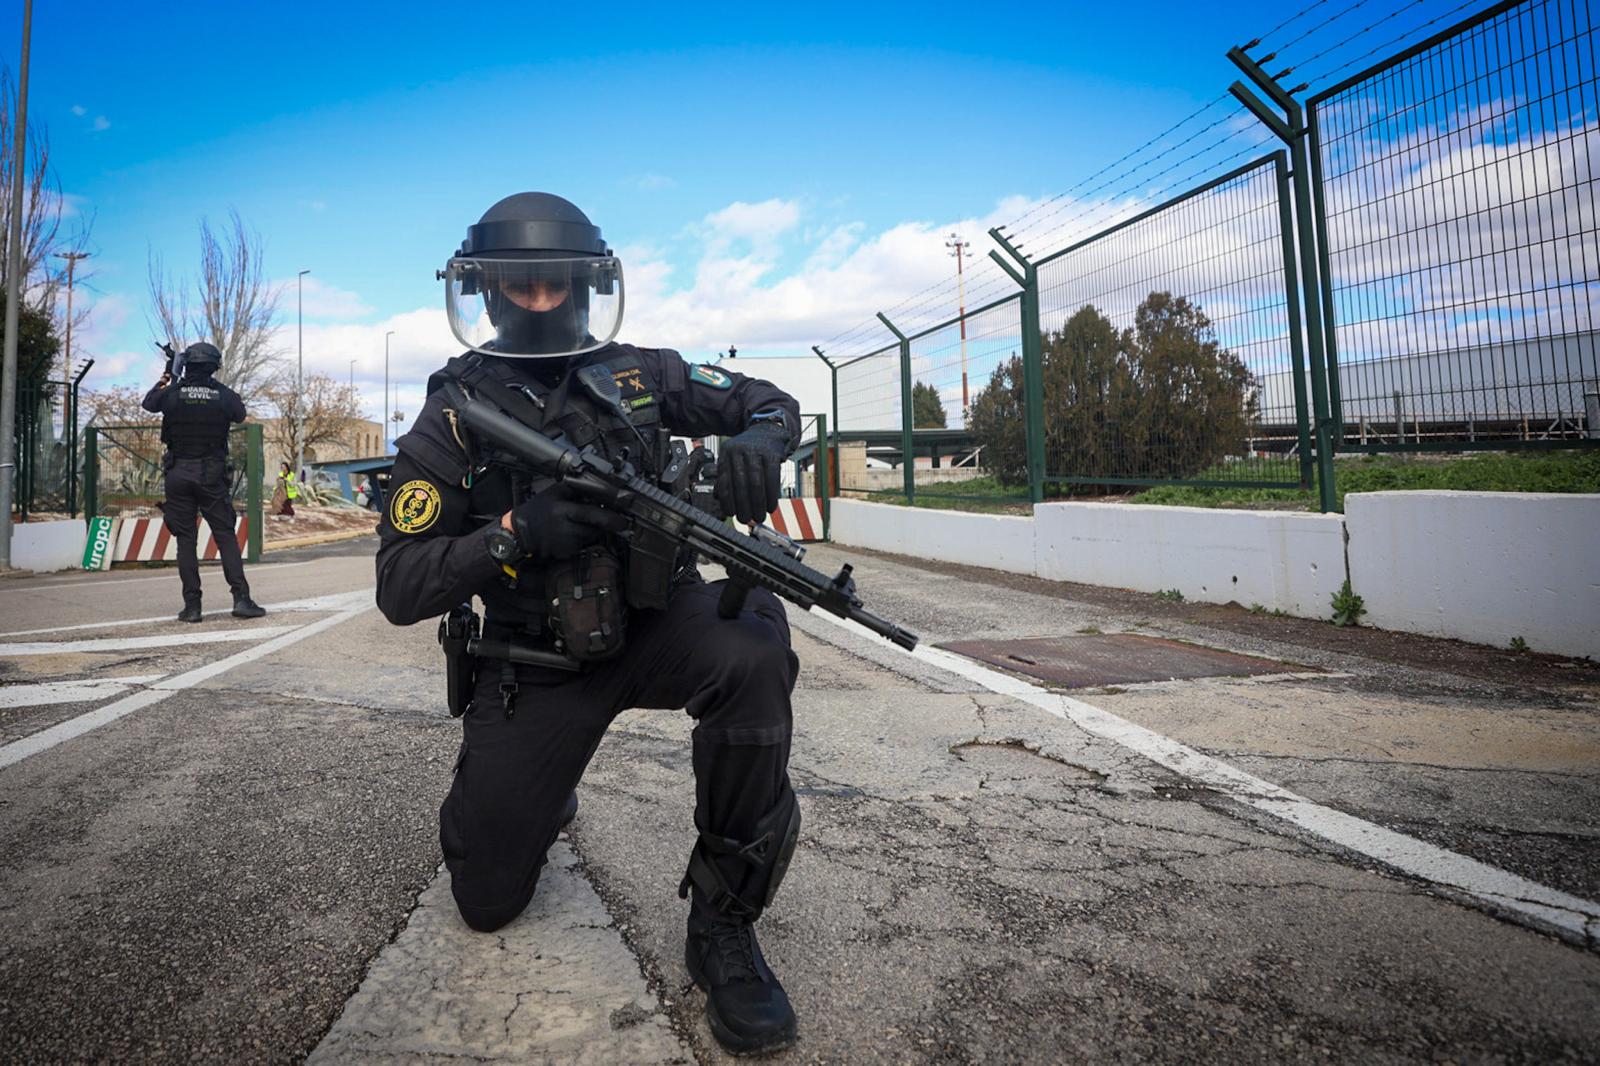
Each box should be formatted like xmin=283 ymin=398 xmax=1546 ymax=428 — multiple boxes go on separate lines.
xmin=391 ymin=479 xmax=441 ymax=534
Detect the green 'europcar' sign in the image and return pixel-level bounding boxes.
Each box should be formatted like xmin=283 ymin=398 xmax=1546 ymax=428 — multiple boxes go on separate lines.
xmin=82 ymin=517 xmax=117 ymax=571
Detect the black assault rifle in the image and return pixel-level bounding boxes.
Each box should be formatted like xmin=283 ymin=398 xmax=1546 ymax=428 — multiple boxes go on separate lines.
xmin=450 ymin=391 xmax=919 ymax=651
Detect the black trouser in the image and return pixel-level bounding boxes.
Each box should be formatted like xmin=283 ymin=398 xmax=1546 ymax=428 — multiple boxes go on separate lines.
xmin=441 ymin=579 xmax=798 ymax=932
xmin=162 ymin=456 xmax=250 ymax=606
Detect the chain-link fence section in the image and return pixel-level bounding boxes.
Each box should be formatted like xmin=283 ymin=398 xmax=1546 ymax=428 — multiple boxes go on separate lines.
xmin=84 ymin=423 xmax=264 ymax=561
xmin=1033 ymin=153 xmax=1309 ymax=488
xmin=1309 ymin=0 xmax=1599 ymax=448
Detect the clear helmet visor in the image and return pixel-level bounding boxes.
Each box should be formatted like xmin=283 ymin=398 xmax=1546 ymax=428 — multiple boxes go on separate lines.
xmin=444 ymin=255 xmax=624 ymax=359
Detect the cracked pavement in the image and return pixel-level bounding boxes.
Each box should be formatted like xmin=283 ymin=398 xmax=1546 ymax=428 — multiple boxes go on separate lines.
xmin=1 ymin=537 xmax=1596 ymax=1062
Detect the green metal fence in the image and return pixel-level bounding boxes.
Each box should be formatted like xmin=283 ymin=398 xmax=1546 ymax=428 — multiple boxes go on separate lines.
xmin=84 ymin=422 xmax=265 ymax=562
xmin=12 ymin=364 xmax=91 ymax=519
xmin=814 ymin=0 xmax=1594 ymax=514
xmin=1307 ymin=0 xmax=1599 ymax=454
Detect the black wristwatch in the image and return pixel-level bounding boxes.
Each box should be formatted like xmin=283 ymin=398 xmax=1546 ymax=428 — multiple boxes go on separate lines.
xmin=484 ymin=524 xmax=524 ymax=566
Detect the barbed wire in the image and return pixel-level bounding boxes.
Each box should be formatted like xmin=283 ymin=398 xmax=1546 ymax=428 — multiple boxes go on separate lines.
xmin=1301 ymin=0 xmax=1491 ymax=87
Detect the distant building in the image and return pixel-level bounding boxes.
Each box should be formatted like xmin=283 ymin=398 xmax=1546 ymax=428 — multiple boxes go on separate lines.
xmin=253 ymin=417 xmax=387 ymax=475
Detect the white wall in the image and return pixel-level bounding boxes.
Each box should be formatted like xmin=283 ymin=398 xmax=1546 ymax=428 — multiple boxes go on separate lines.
xmin=1034 ymin=502 xmax=1347 ymax=617
xmin=829 ymin=500 xmax=1035 ymax=575
xmin=1346 ymin=492 xmax=1600 ymax=658
xmin=12 ymin=519 xmax=88 ymax=572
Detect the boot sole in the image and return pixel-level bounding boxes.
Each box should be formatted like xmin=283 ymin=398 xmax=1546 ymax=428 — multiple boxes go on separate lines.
xmin=685 ymin=947 xmax=797 ymax=1057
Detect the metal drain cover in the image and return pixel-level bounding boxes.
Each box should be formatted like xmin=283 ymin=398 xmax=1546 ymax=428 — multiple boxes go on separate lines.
xmin=940 ymin=634 xmax=1301 ymax=688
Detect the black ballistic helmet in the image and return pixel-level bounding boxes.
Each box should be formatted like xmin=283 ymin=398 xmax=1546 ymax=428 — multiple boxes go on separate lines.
xmin=443 ymin=192 xmax=625 ymax=360
xmin=182 ymin=342 xmax=223 ymax=375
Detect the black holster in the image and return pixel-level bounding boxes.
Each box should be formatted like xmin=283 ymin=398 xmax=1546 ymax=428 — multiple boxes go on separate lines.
xmin=438 ymin=603 xmax=480 ymax=718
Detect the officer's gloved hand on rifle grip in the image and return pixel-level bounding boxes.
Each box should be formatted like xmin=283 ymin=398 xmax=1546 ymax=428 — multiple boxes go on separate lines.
xmin=715 ymin=416 xmax=790 ymax=524
xmin=507 ymin=483 xmax=628 ymax=561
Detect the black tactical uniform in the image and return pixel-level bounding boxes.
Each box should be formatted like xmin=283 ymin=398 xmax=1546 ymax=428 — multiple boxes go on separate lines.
xmin=377 ymin=192 xmax=805 ymax=1054
xmin=141 ymin=344 xmax=265 ymax=622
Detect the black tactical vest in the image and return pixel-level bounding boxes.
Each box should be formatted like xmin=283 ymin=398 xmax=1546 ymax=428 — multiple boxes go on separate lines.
xmin=162 ymin=378 xmax=235 ymax=459
xmin=422 ymin=346 xmax=667 ymax=626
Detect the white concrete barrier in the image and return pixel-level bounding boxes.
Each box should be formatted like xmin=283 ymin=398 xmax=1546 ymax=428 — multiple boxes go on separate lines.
xmin=1345 ymin=491 xmax=1600 ymax=659
xmin=11 ymin=519 xmax=88 ymax=573
xmin=829 ymin=499 xmax=1036 ymax=575
xmin=1034 ymin=502 xmax=1346 ymax=617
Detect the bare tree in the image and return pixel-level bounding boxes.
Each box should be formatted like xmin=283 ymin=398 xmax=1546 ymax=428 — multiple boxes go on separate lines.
xmin=0 ymin=68 xmax=93 ymax=335
xmin=148 ymin=210 xmax=282 ymax=405
xmin=262 ymin=373 xmax=365 ymax=469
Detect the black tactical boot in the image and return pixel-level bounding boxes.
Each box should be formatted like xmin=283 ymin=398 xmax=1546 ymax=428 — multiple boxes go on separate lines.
xmin=177 ymin=601 xmax=203 ymax=623
xmin=560 ymin=790 xmax=579 ymax=827
xmin=232 ymin=595 xmax=266 ymax=619
xmin=686 ymin=895 xmax=796 ymax=1055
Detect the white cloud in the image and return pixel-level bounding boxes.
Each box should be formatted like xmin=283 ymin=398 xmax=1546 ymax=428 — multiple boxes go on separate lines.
xmin=70 ymin=104 xmax=86 ymax=117
xmin=91 ymin=116 xmax=110 ymax=132
xmin=277 ymin=275 xmax=374 ymax=321
xmin=633 ymin=173 xmax=675 ymax=191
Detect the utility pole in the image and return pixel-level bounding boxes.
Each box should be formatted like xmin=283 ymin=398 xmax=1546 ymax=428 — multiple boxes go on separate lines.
xmin=0 ymin=0 xmax=35 ymax=568
xmin=946 ymin=233 xmax=971 ymax=418
xmin=295 ymin=269 xmax=310 ymax=480
xmin=55 ymin=252 xmax=89 ymax=383
xmin=56 ymin=252 xmax=89 ymax=491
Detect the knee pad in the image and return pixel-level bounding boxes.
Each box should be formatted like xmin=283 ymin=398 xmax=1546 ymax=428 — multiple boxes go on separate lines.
xmin=678 ymin=783 xmax=801 ymax=921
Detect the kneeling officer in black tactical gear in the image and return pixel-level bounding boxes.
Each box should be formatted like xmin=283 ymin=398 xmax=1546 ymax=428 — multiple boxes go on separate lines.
xmin=376 ymin=192 xmax=804 ymax=1055
xmin=141 ymin=342 xmax=266 ymax=623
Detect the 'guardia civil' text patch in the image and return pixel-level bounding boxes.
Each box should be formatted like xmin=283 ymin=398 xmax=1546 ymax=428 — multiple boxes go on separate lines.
xmin=689 ymin=364 xmax=732 ymax=390
xmin=390 ymin=479 xmax=442 ymax=534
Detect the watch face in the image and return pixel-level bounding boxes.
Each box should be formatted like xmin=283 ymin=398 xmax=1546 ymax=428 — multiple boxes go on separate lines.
xmin=488 ymin=529 xmax=517 ymax=561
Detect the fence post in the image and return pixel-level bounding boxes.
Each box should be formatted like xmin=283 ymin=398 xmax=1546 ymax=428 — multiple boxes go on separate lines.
xmin=815 ymin=413 xmax=831 ymax=539
xmin=1272 ymin=152 xmax=1316 ymax=490
xmin=987 ymin=229 xmax=1045 ymax=504
xmin=82 ymin=424 xmax=98 ymax=521
xmin=1228 ymin=48 xmax=1338 ymax=513
xmin=876 ymin=313 xmax=915 ymax=503
xmin=244 ymin=422 xmax=263 ymax=562
xmin=811 ymin=346 xmax=840 ymax=499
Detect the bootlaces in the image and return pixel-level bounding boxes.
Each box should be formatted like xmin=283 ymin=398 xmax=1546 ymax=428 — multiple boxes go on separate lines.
xmin=709 ymin=921 xmax=761 ymax=983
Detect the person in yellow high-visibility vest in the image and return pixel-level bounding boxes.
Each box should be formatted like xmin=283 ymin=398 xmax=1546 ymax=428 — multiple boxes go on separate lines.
xmin=276 ymin=461 xmax=299 ymax=517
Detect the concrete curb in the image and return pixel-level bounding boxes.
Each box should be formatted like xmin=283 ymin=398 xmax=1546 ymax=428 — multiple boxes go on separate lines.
xmin=263 ymin=527 xmax=378 ymax=553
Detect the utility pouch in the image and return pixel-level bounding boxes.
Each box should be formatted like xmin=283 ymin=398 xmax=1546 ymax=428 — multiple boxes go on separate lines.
xmin=438 ymin=603 xmax=481 ymax=717
xmin=546 ymin=546 xmax=626 ymax=661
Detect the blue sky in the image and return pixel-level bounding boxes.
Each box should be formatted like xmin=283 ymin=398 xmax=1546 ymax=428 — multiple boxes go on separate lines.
xmin=5 ymin=0 xmax=1491 ymax=433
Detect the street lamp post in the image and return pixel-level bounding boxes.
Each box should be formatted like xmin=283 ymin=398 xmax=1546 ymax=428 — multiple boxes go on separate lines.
xmin=0 ymin=0 xmax=34 ymax=568
xmin=383 ymin=330 xmax=395 ymax=452
xmin=296 ymin=269 xmax=310 ymax=481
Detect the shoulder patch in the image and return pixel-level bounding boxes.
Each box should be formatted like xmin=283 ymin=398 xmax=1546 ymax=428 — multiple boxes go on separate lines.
xmin=689 ymin=364 xmax=732 ymax=390
xmin=390 ymin=479 xmax=442 ymax=534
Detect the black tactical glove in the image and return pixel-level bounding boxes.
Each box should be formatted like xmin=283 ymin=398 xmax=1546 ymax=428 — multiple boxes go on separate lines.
xmin=715 ymin=418 xmax=791 ymax=524
xmin=510 ymin=483 xmax=629 ymax=561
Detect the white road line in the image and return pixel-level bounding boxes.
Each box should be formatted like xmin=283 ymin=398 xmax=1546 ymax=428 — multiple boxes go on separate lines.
xmin=0 ymin=600 xmax=373 ymax=771
xmin=17 ymin=559 xmax=323 ymax=590
xmin=806 ymin=609 xmax=1600 ymax=948
xmin=0 ymin=626 xmax=299 ymax=657
xmin=0 ymin=675 xmax=168 ymax=708
xmin=0 ymin=588 xmax=375 ymax=638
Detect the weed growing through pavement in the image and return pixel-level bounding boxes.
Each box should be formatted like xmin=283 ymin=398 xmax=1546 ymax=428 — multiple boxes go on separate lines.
xmin=1156 ymin=589 xmax=1185 ymax=603
xmin=1330 ymin=580 xmax=1366 ymax=627
xmin=1509 ymin=635 xmax=1530 ymax=653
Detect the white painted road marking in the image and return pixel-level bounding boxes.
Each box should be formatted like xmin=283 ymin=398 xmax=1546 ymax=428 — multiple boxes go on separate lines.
xmin=0 ymin=597 xmax=373 ymax=771
xmin=13 ymin=559 xmax=323 ymax=591
xmin=0 ymin=675 xmax=168 ymax=708
xmin=0 ymin=589 xmax=377 ymax=638
xmin=0 ymin=626 xmax=299 ymax=657
xmin=804 ymin=609 xmax=1600 ymax=948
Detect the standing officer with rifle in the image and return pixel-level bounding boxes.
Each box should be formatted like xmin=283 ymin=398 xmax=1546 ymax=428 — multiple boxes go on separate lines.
xmin=376 ymin=192 xmax=816 ymax=1055
xmin=142 ymin=341 xmax=266 ymax=623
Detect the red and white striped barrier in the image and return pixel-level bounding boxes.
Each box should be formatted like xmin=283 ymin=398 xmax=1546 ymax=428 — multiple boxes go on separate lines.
xmin=766 ymin=498 xmax=824 ymax=542
xmin=111 ymin=516 xmax=250 ymax=563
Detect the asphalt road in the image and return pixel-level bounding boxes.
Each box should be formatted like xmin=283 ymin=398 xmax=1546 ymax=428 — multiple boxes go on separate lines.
xmin=1 ymin=536 xmax=1596 ymax=1063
